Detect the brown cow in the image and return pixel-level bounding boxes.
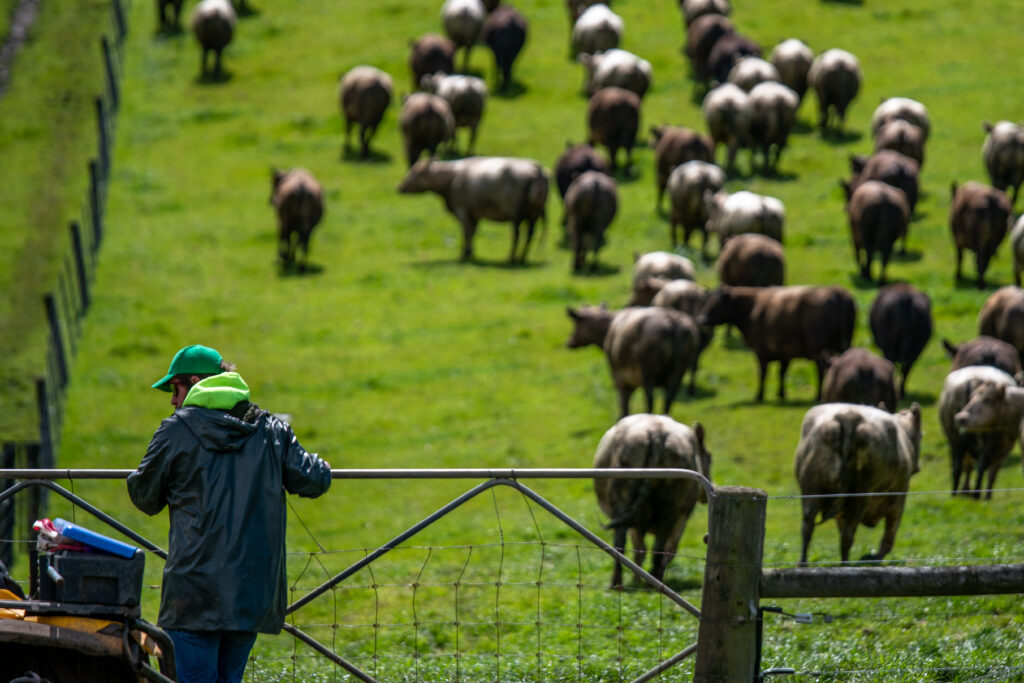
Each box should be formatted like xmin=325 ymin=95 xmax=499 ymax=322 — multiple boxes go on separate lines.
xmin=564 ymin=171 xmax=618 ymax=272
xmin=650 ymin=125 xmax=714 ymax=212
xmin=943 ymin=336 xmax=1022 ymax=377
xmin=950 ymin=181 xmax=1013 ymax=289
xmin=869 ymin=283 xmax=932 ymax=397
xmin=697 ymin=285 xmax=856 ymax=401
xmin=951 ymin=377 xmax=1024 ymax=498
xmin=874 ymin=119 xmax=925 ymax=168
xmin=978 ymin=285 xmax=1024 ymax=366
xmin=566 ymin=304 xmax=703 ymax=417
xmin=481 ymin=5 xmax=528 ymax=92
xmin=707 ymin=33 xmax=760 ymax=86
xmin=716 ymin=233 xmax=785 ymax=287
xmin=666 ymin=160 xmax=726 ymax=255
xmin=820 ymin=348 xmax=899 ymax=412
xmin=408 ymin=34 xmax=455 ymax=90
xmin=338 ymin=65 xmax=393 ymax=158
xmin=685 ymin=13 xmax=734 ymax=87
xmin=588 ymin=87 xmax=641 ymax=172
xmin=849 ymin=150 xmax=920 ymax=220
xmin=398 ymin=93 xmax=455 ymax=167
xmin=593 ymin=414 xmax=711 ymax=587
xmin=270 ymin=168 xmax=324 ymax=271
xmin=842 ymin=179 xmax=910 ymax=284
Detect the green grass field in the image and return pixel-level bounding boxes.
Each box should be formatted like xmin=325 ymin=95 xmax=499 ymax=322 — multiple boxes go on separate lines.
xmin=5 ymin=0 xmax=1024 ymax=679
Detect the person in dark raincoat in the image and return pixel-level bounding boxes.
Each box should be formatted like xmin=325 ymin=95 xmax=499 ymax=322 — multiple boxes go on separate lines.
xmin=127 ymin=344 xmax=332 ymax=683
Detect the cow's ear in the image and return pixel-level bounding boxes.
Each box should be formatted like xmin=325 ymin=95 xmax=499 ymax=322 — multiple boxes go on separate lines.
xmin=567 ymin=306 xmax=579 ymax=319
xmin=693 ymin=422 xmax=705 ymax=446
xmin=1015 ymin=372 xmax=1024 ymax=387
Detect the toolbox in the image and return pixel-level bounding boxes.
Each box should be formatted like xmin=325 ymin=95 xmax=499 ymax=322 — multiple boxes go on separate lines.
xmin=38 ymin=548 xmax=145 ymax=606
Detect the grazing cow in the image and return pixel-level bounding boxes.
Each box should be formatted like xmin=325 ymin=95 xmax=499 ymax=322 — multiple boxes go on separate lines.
xmin=794 ymin=402 xmax=922 ymax=564
xmin=565 ymin=304 xmax=704 ymax=416
xmin=651 ymin=126 xmax=714 ymax=212
xmin=666 ymin=160 xmax=726 ymax=255
xmin=982 ymin=121 xmax=1024 ymax=206
xmin=951 ymin=378 xmax=1024 ymax=498
xmin=842 ymin=179 xmax=910 ymax=284
xmin=821 ymin=348 xmax=899 ymax=412
xmin=554 ymin=143 xmax=611 ymax=230
xmin=807 ymin=48 xmax=861 ymax=133
xmin=339 ymin=65 xmax=393 ymax=158
xmin=939 ymin=365 xmax=1019 ymax=498
xmin=978 ymin=286 xmax=1024 ymax=367
xmin=579 ymin=48 xmax=653 ymax=98
xmin=571 ymin=4 xmax=623 ymax=56
xmin=481 ymin=5 xmax=528 ymax=92
xmin=629 ymin=251 xmax=696 ymax=305
xmin=769 ymin=39 xmax=814 ymax=103
xmin=190 ymin=0 xmax=236 ymax=79
xmin=869 ymin=283 xmax=932 ymax=397
xmin=408 ymin=34 xmax=455 ymax=90
xmin=398 ymin=93 xmax=455 ymax=167
xmin=747 ymin=81 xmax=799 ymax=174
xmin=397 ymin=156 xmax=548 ymax=264
xmin=685 ymin=13 xmax=734 ymax=88
xmin=716 ymin=233 xmax=785 ymax=287
xmin=950 ymin=181 xmax=1013 ymax=289
xmin=593 ymin=414 xmax=711 ymax=587
xmin=565 ymin=171 xmax=618 ymax=272
xmin=441 ymin=0 xmax=487 ymax=72
xmin=680 ymin=0 xmax=730 ymax=26
xmin=849 ymin=150 xmax=920 ymax=227
xmin=157 ymin=0 xmax=184 ymax=31
xmin=270 ymin=168 xmax=324 ymax=270
xmin=707 ymin=33 xmax=761 ymax=86
xmin=705 ymin=190 xmax=785 ymax=254
xmin=587 ymin=87 xmax=641 ymax=172
xmin=870 ymin=97 xmax=931 ymax=141
xmin=697 ymin=285 xmax=856 ymax=401
xmin=701 ymin=83 xmax=750 ymax=172
xmin=420 ymin=73 xmax=488 ymax=155
xmin=943 ymin=336 xmax=1022 ymax=377
xmin=873 ymin=119 xmax=926 ymax=168
xmin=727 ymin=57 xmax=780 ymax=92
xmin=1010 ymin=215 xmax=1024 ymax=286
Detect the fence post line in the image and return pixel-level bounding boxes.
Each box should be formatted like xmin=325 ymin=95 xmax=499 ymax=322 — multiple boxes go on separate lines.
xmin=70 ymin=221 xmax=91 ymax=311
xmin=43 ymin=295 xmax=68 ymax=390
xmin=95 ymin=96 xmax=109 ymax=179
xmin=694 ymin=485 xmax=767 ymax=683
xmin=89 ymin=159 xmax=103 ymax=248
xmin=111 ymin=0 xmax=126 ymax=45
xmin=101 ymin=35 xmax=119 ymax=113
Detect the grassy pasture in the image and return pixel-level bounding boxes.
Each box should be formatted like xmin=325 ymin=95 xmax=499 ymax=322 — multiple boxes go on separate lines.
xmin=10 ymin=0 xmax=1024 ymax=678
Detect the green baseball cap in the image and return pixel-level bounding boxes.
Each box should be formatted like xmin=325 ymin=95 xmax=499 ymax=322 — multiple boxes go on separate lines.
xmin=152 ymin=344 xmax=224 ymax=392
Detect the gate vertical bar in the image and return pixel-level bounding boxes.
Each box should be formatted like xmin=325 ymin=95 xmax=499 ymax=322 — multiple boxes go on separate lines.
xmin=0 ymin=444 xmax=14 ymax=568
xmin=694 ymin=486 xmax=767 ymax=683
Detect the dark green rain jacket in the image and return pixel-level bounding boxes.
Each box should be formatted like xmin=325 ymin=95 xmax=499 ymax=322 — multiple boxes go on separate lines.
xmin=127 ymin=372 xmax=331 ymax=633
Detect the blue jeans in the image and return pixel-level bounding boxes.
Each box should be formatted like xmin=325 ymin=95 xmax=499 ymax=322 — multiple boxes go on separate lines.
xmin=165 ymin=629 xmax=258 ymax=683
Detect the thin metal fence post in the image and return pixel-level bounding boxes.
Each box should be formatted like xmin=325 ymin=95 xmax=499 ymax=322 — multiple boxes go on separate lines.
xmin=25 ymin=444 xmax=41 ymax=596
xmin=70 ymin=221 xmax=91 ymax=311
xmin=95 ymin=96 xmax=109 ymax=180
xmin=0 ymin=444 xmax=14 ymax=568
xmin=101 ymin=35 xmax=119 ymax=113
xmin=44 ymin=295 xmax=68 ymax=390
xmin=89 ymin=159 xmax=103 ymax=248
xmin=111 ymin=0 xmax=127 ymax=44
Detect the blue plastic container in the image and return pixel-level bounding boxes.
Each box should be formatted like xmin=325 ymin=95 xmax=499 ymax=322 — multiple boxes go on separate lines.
xmin=52 ymin=519 xmax=139 ymax=559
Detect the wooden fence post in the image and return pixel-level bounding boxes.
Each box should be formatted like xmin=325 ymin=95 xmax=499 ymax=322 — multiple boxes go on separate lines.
xmin=95 ymin=96 xmax=109 ymax=179
xmin=101 ymin=35 xmax=119 ymax=113
xmin=695 ymin=485 xmax=767 ymax=683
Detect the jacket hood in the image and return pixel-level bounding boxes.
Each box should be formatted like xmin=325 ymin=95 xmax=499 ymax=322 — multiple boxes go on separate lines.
xmin=178 ymin=373 xmax=258 ymax=451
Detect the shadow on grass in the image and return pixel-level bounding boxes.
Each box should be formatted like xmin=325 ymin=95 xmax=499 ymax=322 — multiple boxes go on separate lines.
xmin=953 ymin=273 xmax=998 ymax=291
xmin=899 ymin=390 xmax=935 ymax=408
xmin=341 ymin=146 xmax=392 ymax=164
xmin=154 ymin=24 xmax=185 ymax=39
xmin=891 ymin=248 xmax=922 ymax=263
xmin=196 ymin=69 xmax=233 ymax=85
xmin=492 ymin=80 xmax=528 ymax=99
xmin=818 ymin=128 xmax=863 ymax=146
xmin=236 ymin=2 xmax=261 ymax=19
xmin=411 ymin=255 xmax=548 ymax=271
xmin=277 ymin=261 xmax=324 ymax=278
xmin=571 ymin=261 xmax=622 ymax=277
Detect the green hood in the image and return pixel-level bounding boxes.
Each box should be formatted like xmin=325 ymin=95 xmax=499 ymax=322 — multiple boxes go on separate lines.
xmin=182 ymin=372 xmax=251 ymax=410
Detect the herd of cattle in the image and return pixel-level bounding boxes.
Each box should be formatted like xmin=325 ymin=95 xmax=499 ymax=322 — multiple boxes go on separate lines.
xmin=156 ymin=0 xmax=1024 ymax=585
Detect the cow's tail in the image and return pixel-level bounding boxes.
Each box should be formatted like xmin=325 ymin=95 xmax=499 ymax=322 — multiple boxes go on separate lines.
xmin=526 ymin=171 xmax=549 ymax=247
xmin=817 ymin=413 xmax=862 ymax=524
